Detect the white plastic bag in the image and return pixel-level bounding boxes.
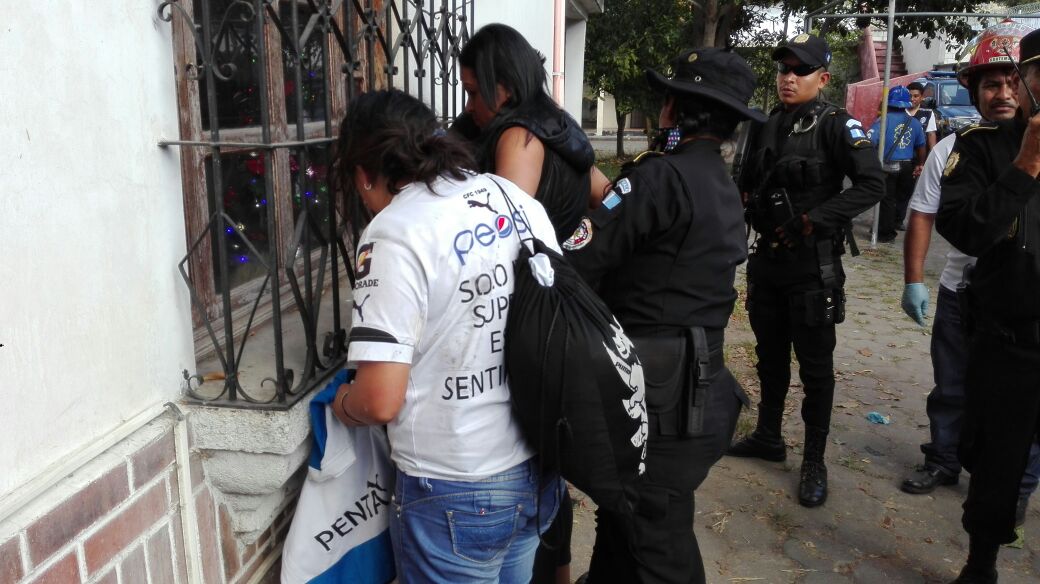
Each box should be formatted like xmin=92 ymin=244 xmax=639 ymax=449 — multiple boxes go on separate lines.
xmin=281 ymin=374 xmax=395 ymax=584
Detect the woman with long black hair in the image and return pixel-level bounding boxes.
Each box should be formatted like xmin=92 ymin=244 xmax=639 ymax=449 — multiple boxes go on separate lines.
xmin=456 ymin=23 xmax=610 ymax=243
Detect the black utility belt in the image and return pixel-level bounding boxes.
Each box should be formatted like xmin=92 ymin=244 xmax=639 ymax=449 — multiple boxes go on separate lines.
xmin=958 ymin=282 xmax=1040 ymax=345
xmin=972 ymin=316 xmax=1040 ymax=345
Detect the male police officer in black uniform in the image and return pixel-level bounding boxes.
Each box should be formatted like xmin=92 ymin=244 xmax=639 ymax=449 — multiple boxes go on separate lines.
xmin=936 ymin=28 xmax=1040 ymax=584
xmin=565 ymin=48 xmax=762 ymax=584
xmin=727 ymin=33 xmax=885 ymax=507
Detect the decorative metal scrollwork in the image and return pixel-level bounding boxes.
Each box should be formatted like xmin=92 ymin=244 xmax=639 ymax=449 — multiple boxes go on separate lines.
xmin=167 ymin=0 xmax=472 ymax=409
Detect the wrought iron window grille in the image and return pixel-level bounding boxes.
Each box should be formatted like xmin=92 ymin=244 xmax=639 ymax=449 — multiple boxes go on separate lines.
xmin=158 ymin=0 xmax=473 ymax=409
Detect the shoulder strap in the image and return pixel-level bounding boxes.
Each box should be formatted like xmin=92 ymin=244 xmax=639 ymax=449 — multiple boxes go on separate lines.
xmin=487 ymin=175 xmax=537 ymax=254
xmin=884 ymin=113 xmax=912 ymax=164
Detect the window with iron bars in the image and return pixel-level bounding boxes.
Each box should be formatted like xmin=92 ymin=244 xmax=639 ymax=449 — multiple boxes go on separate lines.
xmin=159 ymin=0 xmax=473 ymax=408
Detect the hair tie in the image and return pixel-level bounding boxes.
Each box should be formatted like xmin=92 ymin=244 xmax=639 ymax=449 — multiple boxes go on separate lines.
xmin=432 ymin=127 xmax=447 ymax=138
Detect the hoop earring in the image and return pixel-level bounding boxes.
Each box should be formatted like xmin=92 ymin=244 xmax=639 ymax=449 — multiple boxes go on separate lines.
xmin=363 ymin=183 xmax=372 ymax=191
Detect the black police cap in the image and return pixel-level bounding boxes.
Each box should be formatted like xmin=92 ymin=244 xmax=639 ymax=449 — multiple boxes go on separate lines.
xmin=646 ymin=47 xmax=768 ymax=123
xmin=772 ymin=33 xmax=832 ymax=68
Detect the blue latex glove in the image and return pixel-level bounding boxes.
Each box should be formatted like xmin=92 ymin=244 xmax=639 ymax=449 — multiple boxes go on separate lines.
xmin=901 ymin=283 xmax=929 ymax=326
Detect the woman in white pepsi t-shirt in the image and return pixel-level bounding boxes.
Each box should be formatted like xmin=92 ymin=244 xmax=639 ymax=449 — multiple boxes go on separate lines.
xmin=331 ymin=89 xmax=563 ymax=583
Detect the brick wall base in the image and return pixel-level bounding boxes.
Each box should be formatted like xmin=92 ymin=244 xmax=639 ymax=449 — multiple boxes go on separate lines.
xmin=0 ymin=415 xmax=297 ymax=584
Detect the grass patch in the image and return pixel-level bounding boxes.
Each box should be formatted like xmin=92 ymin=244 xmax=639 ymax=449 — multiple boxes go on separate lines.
xmin=837 ymin=455 xmax=867 ymax=473
xmin=596 ymin=156 xmax=632 ymax=181
xmin=734 ymin=410 xmax=756 ymax=439
xmin=765 ymin=509 xmax=801 ymax=533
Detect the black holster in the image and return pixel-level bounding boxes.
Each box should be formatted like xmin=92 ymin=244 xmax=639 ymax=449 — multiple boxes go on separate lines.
xmin=794 ymin=238 xmax=846 ymax=327
xmin=633 ymin=328 xmax=719 ymax=438
xmin=957 ymin=264 xmax=975 ymax=336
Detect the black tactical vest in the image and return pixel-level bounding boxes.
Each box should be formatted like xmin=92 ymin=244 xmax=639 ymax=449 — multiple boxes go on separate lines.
xmin=757 ymin=101 xmax=844 ymax=219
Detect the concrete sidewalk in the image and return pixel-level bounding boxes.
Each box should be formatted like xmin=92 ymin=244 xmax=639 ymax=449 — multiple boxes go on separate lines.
xmin=567 ymin=218 xmax=1040 ymax=583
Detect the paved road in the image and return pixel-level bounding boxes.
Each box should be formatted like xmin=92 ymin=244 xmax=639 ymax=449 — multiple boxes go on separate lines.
xmin=568 ymin=217 xmax=1040 ymax=583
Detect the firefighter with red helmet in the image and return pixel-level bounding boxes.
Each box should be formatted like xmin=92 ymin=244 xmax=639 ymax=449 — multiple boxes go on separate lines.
xmin=935 ymin=21 xmax=1040 ymax=583
xmin=899 ymin=22 xmax=1040 ymax=519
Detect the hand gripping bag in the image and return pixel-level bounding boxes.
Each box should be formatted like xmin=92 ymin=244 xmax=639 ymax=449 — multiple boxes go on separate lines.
xmin=281 ymin=370 xmax=395 ymax=584
xmin=497 ymin=183 xmax=648 ymax=519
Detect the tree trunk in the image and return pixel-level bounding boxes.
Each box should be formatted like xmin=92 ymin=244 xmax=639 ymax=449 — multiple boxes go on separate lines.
xmin=716 ymin=4 xmax=739 ymax=47
xmin=615 ymin=109 xmax=627 ymax=158
xmin=702 ymin=0 xmax=719 ymax=48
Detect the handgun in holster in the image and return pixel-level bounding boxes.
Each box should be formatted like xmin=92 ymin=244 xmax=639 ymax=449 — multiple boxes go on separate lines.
xmin=957 ymin=264 xmax=975 ymax=335
xmin=632 ymin=327 xmax=712 ymax=438
xmin=681 ymin=327 xmax=711 ymax=437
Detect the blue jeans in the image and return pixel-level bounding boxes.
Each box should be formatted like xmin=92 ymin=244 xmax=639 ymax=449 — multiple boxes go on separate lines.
xmin=390 ymin=459 xmax=562 ymax=583
xmin=923 ymin=286 xmax=1040 ymax=497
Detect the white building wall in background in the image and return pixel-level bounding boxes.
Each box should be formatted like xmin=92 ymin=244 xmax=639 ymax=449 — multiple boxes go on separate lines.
xmin=0 ymin=3 xmax=194 ymax=500
xmin=564 ymin=18 xmax=588 ymax=122
xmin=475 ymin=0 xmax=557 ymax=83
xmin=899 ymin=35 xmax=949 ymax=73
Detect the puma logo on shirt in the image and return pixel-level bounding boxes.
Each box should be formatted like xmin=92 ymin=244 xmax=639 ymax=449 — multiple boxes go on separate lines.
xmin=467 ymin=193 xmax=498 ymax=214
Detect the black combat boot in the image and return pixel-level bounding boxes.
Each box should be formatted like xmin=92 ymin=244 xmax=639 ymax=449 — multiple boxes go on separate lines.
xmin=950 ymin=566 xmax=998 ymax=584
xmin=798 ymin=426 xmax=828 ymax=508
xmin=950 ymin=535 xmax=999 ymax=583
xmin=727 ymin=407 xmax=786 ymax=462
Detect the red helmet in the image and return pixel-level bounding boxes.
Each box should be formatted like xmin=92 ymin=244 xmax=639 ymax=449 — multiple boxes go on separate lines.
xmin=958 ymin=19 xmax=1034 ymax=87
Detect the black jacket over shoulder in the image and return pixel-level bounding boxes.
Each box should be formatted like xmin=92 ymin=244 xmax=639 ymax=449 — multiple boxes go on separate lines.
xmin=937 ymin=117 xmax=1040 ymax=321
xmin=745 ymin=99 xmax=884 ymax=239
xmin=475 ymin=101 xmax=595 ymax=243
xmin=566 ymin=140 xmax=748 ymax=334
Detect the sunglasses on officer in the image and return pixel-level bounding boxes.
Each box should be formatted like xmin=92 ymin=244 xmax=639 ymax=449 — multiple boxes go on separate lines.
xmin=776 ymin=62 xmax=824 ymax=76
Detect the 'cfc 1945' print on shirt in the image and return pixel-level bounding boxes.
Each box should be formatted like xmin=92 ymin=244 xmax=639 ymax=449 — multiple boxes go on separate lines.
xmin=452 ymin=208 xmax=533 ymax=265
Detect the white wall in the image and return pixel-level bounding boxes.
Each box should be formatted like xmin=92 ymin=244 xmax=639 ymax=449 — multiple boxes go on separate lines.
xmin=900 ymin=34 xmax=948 ymax=73
xmin=0 ymin=2 xmax=194 ymax=499
xmin=564 ymin=19 xmax=588 ymax=122
xmin=475 ymin=0 xmax=556 ymax=75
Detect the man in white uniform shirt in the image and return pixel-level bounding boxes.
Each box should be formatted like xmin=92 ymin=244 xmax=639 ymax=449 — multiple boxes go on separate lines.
xmin=907 ymin=81 xmax=938 ymax=152
xmin=899 ymin=25 xmax=1040 ymax=529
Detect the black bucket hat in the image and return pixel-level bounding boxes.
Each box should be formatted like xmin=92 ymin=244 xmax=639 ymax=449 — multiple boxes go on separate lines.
xmin=646 ymin=47 xmax=768 ymax=123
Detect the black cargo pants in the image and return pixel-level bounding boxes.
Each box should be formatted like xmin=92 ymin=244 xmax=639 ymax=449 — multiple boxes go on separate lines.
xmin=587 ymin=334 xmax=744 ymax=584
xmin=746 ymin=248 xmax=845 ymax=433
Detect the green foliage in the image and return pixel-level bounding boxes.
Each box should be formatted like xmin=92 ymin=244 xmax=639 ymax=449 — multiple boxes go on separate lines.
xmin=784 ymin=0 xmax=987 ymax=49
xmin=585 ymin=0 xmax=988 ymax=132
xmin=584 ymin=0 xmax=694 ymax=120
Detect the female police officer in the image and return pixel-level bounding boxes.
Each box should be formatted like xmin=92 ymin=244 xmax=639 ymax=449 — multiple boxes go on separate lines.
xmin=565 ymin=47 xmax=763 ymax=584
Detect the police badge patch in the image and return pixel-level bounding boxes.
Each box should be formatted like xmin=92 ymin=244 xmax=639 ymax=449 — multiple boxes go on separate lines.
xmin=563 ymin=217 xmax=594 ymax=250
xmin=944 ymin=151 xmax=961 ymax=177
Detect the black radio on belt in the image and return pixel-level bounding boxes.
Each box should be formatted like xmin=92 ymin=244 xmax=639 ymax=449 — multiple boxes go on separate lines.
xmin=750 ymin=188 xmax=796 ymax=236
xmin=766 ymin=188 xmax=795 ymax=228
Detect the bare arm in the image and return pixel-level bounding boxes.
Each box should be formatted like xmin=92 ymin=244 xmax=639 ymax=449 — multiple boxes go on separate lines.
xmin=589 ymin=165 xmax=611 ymax=208
xmin=494 ymin=126 xmax=545 ymax=197
xmin=903 ymin=210 xmax=935 ymax=283
xmin=333 ymin=362 xmax=410 ymax=426
xmin=927 ymin=132 xmax=937 ymax=151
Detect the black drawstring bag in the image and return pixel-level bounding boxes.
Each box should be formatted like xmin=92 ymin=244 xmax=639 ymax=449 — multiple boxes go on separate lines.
xmin=495 ymin=180 xmax=648 ymax=520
